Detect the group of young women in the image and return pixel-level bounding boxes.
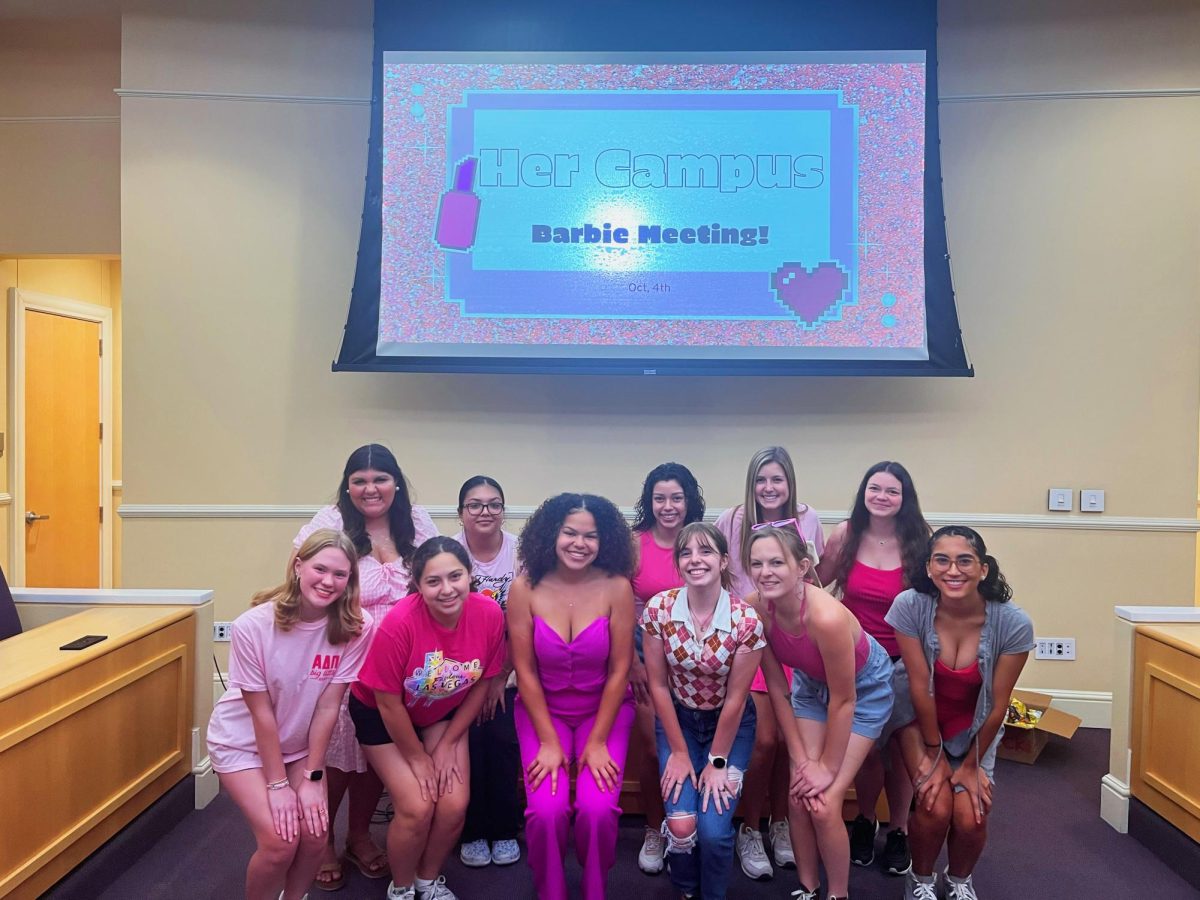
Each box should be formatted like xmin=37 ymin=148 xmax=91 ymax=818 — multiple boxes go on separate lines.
xmin=206 ymin=443 xmax=1034 ymax=900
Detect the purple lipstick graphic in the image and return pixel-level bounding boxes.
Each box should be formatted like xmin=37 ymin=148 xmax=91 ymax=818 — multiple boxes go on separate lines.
xmin=434 ymin=156 xmax=481 ymax=251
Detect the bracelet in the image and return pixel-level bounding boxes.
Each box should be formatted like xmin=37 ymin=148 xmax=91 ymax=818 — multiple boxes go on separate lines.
xmin=266 ymin=777 xmax=290 ymax=791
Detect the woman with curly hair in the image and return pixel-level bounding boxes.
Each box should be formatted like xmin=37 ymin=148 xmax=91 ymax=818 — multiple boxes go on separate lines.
xmin=888 ymin=527 xmax=1033 ymax=900
xmin=628 ymin=462 xmax=706 ymax=875
xmin=816 ymin=461 xmax=931 ymax=876
xmin=507 ymin=493 xmax=637 ymax=900
xmin=207 ymin=529 xmax=372 ymax=900
xmin=294 ymin=444 xmax=438 ymax=889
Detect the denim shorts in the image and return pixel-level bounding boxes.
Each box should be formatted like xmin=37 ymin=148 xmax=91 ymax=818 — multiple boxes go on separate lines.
xmin=790 ymin=634 xmax=894 ymax=740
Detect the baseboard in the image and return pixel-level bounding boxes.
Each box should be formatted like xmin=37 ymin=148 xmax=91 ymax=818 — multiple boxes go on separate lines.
xmin=1101 ymin=774 xmax=1130 ymax=833
xmin=1129 ymin=797 xmax=1200 ymax=892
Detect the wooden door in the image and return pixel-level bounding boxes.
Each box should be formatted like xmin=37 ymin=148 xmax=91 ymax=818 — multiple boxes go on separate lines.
xmin=24 ymin=309 xmax=102 ymax=588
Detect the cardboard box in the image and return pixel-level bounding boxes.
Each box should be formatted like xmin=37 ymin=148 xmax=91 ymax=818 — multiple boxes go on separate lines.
xmin=996 ymin=689 xmax=1082 ymax=764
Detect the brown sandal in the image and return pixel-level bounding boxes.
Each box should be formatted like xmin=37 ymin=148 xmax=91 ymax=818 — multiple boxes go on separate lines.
xmin=313 ymin=860 xmax=344 ymax=892
xmin=343 ymin=842 xmax=389 ymax=879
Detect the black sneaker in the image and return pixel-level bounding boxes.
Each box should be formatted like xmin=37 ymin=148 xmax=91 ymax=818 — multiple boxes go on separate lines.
xmin=848 ymin=814 xmax=878 ymax=867
xmin=883 ymin=827 xmax=912 ymax=875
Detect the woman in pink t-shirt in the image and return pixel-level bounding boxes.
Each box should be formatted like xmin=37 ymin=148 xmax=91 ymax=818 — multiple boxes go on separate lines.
xmin=714 ymin=446 xmax=825 ymax=880
xmin=207 ymin=530 xmax=371 ymax=900
xmin=628 ymin=462 xmax=706 ymax=875
xmin=817 ymin=461 xmax=930 ymax=876
xmin=294 ymin=443 xmax=438 ymax=888
xmin=349 ymin=536 xmax=506 ymax=900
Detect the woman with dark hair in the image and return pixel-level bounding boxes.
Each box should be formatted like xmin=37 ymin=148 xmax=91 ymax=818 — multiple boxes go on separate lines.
xmin=817 ymin=461 xmax=931 ymax=876
xmin=716 ymin=446 xmax=824 ymax=880
xmin=207 ymin=530 xmax=372 ymax=900
xmin=629 ymin=462 xmax=706 ymax=874
xmin=887 ymin=527 xmax=1033 ymax=900
xmin=451 ymin=476 xmax=523 ymax=868
xmin=349 ymin=536 xmax=506 ymax=900
xmin=507 ymin=493 xmax=636 ymax=900
xmin=295 ymin=444 xmax=438 ymax=890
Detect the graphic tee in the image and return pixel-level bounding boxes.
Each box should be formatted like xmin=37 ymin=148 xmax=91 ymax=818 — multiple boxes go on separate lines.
xmin=352 ymin=592 xmax=505 ymax=727
xmin=207 ymin=601 xmax=373 ymax=772
xmin=452 ymin=529 xmax=520 ymax=609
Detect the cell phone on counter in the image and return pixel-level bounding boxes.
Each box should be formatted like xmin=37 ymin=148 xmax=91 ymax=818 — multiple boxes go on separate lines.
xmin=59 ymin=634 xmax=107 ymax=651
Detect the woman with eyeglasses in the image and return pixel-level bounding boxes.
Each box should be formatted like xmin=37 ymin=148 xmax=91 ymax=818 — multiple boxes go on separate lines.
xmin=715 ymin=446 xmax=825 ymax=880
xmin=886 ymin=527 xmax=1032 ymax=900
xmin=748 ymin=525 xmax=894 ymax=900
xmin=816 ymin=461 xmax=931 ymax=876
xmin=452 ymin=476 xmax=523 ymax=869
xmin=295 ymin=444 xmax=439 ymax=890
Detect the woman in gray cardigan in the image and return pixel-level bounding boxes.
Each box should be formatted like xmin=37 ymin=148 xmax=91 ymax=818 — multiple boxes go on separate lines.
xmin=885 ymin=526 xmax=1034 ymax=900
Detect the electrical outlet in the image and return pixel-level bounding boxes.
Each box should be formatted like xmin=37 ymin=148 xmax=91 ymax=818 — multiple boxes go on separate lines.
xmin=213 ymin=621 xmax=233 ymax=642
xmin=1034 ymin=637 xmax=1075 ymax=660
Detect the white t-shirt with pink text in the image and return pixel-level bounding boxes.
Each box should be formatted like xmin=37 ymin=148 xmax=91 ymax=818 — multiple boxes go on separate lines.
xmin=207 ymin=600 xmax=373 ymax=773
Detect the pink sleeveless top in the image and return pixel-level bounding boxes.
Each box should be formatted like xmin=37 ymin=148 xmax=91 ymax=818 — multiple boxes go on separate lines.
xmin=767 ymin=602 xmax=870 ymax=682
xmin=532 ymin=616 xmax=632 ymax=719
xmin=934 ymin=659 xmax=983 ymax=739
xmin=842 ymin=561 xmax=905 ymax=656
xmin=631 ymin=530 xmax=683 ymax=616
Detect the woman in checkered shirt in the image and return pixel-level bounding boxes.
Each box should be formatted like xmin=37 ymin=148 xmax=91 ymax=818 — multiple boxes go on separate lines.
xmin=641 ymin=522 xmax=766 ymax=900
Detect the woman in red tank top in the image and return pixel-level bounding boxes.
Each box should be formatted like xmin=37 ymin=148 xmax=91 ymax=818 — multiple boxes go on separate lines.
xmin=817 ymin=461 xmax=931 ymax=876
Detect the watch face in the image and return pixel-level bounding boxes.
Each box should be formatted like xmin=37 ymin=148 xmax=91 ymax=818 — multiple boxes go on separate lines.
xmin=309 ymin=770 xmax=324 ymax=782
xmin=711 ymin=756 xmax=727 ymax=769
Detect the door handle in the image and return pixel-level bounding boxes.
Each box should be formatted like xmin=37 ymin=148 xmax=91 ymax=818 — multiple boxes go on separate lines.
xmin=25 ymin=511 xmax=50 ymax=525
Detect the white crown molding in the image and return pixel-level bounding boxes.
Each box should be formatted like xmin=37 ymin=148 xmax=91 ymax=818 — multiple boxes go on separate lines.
xmin=940 ymin=87 xmax=1200 ymax=104
xmin=0 ymin=115 xmax=120 ymax=124
xmin=118 ymin=503 xmax=1200 ymax=533
xmin=0 ymin=493 xmax=10 ymax=506
xmin=115 ymin=88 xmax=370 ymax=106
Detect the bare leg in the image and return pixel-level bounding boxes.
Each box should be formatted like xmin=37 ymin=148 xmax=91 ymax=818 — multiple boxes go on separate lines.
xmin=769 ymin=738 xmax=790 ymax=823
xmin=363 ymin=744 xmax=435 ymax=888
xmin=739 ymin=691 xmax=777 ymax=831
xmin=415 ymin=721 xmax=471 ymax=880
xmin=885 ymin=736 xmax=914 ymax=833
xmin=316 ymin=766 xmax=351 ymax=886
xmin=852 ymin=747 xmax=884 ymax=822
xmin=794 ymin=719 xmax=875 ymax=897
xmin=897 ymin=726 xmax=952 ymax=876
xmin=345 ymin=768 xmax=388 ymax=873
xmin=946 ymin=790 xmax=988 ymax=877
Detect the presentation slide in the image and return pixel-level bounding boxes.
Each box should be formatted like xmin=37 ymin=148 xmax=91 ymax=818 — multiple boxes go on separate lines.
xmin=374 ymin=52 xmax=930 ymax=366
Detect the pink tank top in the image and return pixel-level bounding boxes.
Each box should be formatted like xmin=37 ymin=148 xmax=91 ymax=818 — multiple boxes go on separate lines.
xmin=842 ymin=561 xmax=905 ymax=656
xmin=934 ymin=659 xmax=983 ymax=739
xmin=532 ymin=616 xmax=630 ymax=720
xmin=630 ymin=530 xmax=683 ymax=615
xmin=767 ymin=602 xmax=870 ymax=682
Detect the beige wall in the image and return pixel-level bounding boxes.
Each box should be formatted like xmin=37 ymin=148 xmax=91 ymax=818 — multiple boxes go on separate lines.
xmin=118 ymin=1 xmax=1200 ymax=686
xmin=0 ymin=10 xmax=120 ymax=254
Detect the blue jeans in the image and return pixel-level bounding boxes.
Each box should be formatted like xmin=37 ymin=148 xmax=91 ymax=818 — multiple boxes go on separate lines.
xmin=655 ymin=699 xmax=757 ymax=900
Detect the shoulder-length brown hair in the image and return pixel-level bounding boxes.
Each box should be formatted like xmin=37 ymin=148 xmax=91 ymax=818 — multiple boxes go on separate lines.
xmin=251 ymin=529 xmax=364 ymax=645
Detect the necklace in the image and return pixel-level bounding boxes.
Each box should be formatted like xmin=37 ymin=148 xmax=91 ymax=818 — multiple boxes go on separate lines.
xmin=690 ymin=606 xmax=716 ymax=636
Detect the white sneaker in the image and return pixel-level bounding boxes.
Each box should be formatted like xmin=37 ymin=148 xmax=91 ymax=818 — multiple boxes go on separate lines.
xmin=417 ymin=875 xmax=458 ymax=900
xmin=638 ymin=826 xmax=666 ymax=873
xmin=491 ymin=839 xmax=521 ymax=865
xmin=458 ymin=839 xmax=491 ymax=868
xmin=735 ymin=824 xmax=773 ymax=880
xmin=387 ymin=883 xmax=416 ymax=900
xmin=944 ymin=871 xmax=980 ymax=900
xmin=789 ymin=886 xmax=819 ymax=900
xmin=768 ymin=819 xmax=795 ymax=869
xmin=904 ymin=871 xmax=939 ymax=900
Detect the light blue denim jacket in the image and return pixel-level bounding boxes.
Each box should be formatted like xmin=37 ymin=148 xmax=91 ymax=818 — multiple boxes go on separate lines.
xmin=885 ymin=589 xmax=1034 ymax=762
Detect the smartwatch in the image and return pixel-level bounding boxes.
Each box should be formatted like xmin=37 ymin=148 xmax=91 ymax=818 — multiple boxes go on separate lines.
xmin=303 ymin=769 xmax=324 ymax=782
xmin=708 ymin=754 xmax=728 ymax=770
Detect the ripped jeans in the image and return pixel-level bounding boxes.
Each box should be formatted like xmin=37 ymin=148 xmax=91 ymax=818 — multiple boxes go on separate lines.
xmin=655 ymin=699 xmax=757 ymax=900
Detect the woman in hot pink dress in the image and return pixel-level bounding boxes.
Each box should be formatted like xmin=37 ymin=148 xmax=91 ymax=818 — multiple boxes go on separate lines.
xmin=507 ymin=493 xmax=636 ymax=900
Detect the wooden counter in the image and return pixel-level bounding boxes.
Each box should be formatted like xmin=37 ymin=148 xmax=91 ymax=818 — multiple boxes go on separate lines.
xmin=0 ymin=606 xmax=195 ymax=899
xmin=1131 ymin=622 xmax=1200 ymax=844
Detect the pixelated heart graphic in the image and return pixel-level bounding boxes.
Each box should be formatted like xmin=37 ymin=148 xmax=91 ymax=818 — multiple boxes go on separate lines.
xmin=771 ymin=261 xmax=849 ymax=324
